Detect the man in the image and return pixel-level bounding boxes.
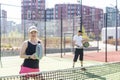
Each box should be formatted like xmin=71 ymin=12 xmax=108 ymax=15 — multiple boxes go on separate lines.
xmin=72 ymin=30 xmax=86 ymax=68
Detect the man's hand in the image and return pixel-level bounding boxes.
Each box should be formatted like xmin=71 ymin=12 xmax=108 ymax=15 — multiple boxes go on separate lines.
xmin=76 ymin=45 xmax=80 ymax=47
xmin=75 ymin=44 xmax=80 ymax=47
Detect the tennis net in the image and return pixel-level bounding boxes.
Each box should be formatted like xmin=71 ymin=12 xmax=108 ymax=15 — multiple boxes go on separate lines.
xmin=0 ymin=62 xmax=120 ymax=80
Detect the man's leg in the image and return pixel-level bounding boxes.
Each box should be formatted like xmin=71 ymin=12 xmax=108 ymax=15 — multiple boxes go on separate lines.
xmin=79 ymin=49 xmax=86 ymax=71
xmin=80 ymin=61 xmax=83 ymax=67
xmin=79 ymin=48 xmax=83 ymax=67
xmin=73 ymin=49 xmax=79 ymax=68
xmin=73 ymin=62 xmax=75 ymax=68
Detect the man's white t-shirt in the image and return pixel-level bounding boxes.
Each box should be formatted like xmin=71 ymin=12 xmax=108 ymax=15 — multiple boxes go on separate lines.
xmin=73 ymin=35 xmax=83 ymax=48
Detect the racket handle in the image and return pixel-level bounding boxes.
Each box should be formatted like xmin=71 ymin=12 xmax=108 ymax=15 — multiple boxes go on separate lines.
xmin=38 ymin=41 xmax=41 ymax=43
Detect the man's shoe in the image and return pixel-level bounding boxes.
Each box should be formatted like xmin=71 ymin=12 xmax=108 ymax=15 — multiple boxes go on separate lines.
xmin=72 ymin=66 xmax=74 ymax=68
xmin=81 ymin=67 xmax=86 ymax=71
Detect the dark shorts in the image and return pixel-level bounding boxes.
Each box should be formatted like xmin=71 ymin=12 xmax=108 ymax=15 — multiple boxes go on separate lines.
xmin=73 ymin=48 xmax=83 ymax=62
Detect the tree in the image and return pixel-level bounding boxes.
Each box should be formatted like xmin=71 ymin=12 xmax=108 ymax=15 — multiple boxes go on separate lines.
xmin=82 ymin=25 xmax=89 ymax=40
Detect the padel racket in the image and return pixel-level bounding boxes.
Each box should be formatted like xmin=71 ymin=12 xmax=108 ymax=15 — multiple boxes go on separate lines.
xmin=83 ymin=42 xmax=89 ymax=48
xmin=35 ymin=41 xmax=43 ymax=60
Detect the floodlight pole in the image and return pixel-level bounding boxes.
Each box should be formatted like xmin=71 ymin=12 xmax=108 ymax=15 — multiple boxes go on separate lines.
xmin=115 ymin=0 xmax=118 ymax=51
xmin=80 ymin=0 xmax=82 ymax=31
xmin=44 ymin=10 xmax=46 ymax=56
xmin=77 ymin=0 xmax=82 ymax=31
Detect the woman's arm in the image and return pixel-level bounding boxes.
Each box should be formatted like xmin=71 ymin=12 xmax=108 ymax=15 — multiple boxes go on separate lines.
xmin=20 ymin=41 xmax=31 ymax=59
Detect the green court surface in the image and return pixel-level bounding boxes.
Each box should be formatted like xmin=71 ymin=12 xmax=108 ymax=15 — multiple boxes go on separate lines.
xmin=0 ymin=55 xmax=120 ymax=80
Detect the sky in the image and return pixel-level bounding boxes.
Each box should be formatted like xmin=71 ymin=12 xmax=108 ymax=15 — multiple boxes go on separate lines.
xmin=0 ymin=0 xmax=120 ymax=23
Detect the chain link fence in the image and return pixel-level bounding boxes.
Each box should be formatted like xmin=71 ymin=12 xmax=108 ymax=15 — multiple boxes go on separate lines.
xmin=0 ymin=3 xmax=120 ymax=57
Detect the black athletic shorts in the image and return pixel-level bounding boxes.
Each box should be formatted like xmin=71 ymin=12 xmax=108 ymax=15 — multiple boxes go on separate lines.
xmin=73 ymin=48 xmax=83 ymax=62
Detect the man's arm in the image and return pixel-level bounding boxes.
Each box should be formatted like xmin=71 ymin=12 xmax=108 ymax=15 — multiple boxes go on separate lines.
xmin=82 ymin=38 xmax=88 ymax=44
xmin=73 ymin=40 xmax=80 ymax=47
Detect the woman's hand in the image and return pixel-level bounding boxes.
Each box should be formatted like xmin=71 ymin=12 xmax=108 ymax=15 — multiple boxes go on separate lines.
xmin=30 ymin=53 xmax=37 ymax=60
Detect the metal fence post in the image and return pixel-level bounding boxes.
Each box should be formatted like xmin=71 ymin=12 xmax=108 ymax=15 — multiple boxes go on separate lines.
xmin=105 ymin=13 xmax=108 ymax=62
xmin=115 ymin=0 xmax=118 ymax=51
xmin=44 ymin=10 xmax=46 ymax=56
xmin=61 ymin=7 xmax=63 ymax=58
xmin=0 ymin=3 xmax=3 ymax=68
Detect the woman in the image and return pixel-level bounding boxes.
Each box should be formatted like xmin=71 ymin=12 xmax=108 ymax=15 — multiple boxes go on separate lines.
xmin=19 ymin=26 xmax=44 ymax=80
